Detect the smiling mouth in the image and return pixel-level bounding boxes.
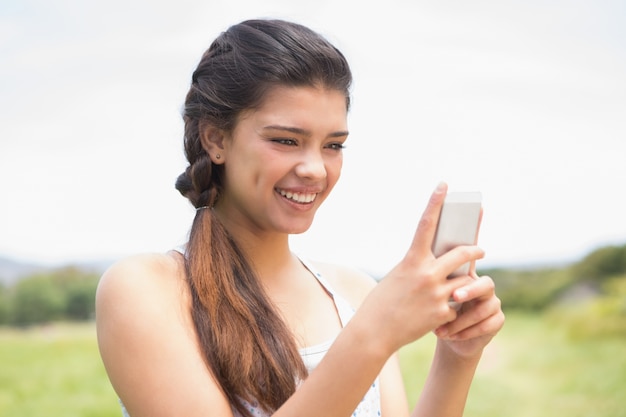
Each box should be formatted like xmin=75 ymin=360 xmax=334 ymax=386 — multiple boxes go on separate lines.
xmin=276 ymin=188 xmax=317 ymax=204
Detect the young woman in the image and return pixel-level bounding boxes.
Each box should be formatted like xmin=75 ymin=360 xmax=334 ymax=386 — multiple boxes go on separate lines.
xmin=96 ymin=19 xmax=504 ymax=417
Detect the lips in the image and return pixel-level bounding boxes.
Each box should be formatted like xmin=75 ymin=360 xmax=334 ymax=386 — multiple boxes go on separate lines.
xmin=276 ymin=188 xmax=317 ymax=204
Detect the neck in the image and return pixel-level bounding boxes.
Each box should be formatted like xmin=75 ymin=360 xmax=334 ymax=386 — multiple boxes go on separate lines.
xmin=212 ymin=207 xmax=298 ymax=283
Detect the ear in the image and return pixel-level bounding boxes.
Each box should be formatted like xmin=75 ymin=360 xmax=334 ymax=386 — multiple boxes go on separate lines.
xmin=199 ymin=123 xmax=227 ymax=164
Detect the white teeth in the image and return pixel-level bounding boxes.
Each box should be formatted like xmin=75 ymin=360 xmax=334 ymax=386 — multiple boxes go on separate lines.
xmin=278 ymin=189 xmax=316 ymax=203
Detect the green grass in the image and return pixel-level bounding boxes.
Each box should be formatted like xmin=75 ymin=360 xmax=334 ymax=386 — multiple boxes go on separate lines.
xmin=0 ymin=323 xmax=119 ymax=417
xmin=399 ymin=312 xmax=626 ymax=417
xmin=1 ymin=314 xmax=624 ymax=417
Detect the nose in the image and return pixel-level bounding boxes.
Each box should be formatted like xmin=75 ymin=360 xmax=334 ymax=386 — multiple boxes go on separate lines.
xmin=295 ymin=149 xmax=327 ymax=180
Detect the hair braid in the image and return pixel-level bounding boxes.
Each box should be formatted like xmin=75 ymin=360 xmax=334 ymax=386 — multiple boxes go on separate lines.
xmin=173 ymin=18 xmax=352 ymax=416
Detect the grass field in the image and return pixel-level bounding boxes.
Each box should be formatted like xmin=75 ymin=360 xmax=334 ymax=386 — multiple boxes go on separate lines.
xmin=400 ymin=312 xmax=626 ymax=417
xmin=1 ymin=313 xmax=624 ymax=416
xmin=0 ymin=323 xmax=119 ymax=417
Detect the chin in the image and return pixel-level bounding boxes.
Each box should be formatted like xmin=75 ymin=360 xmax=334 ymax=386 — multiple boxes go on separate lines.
xmin=287 ymin=228 xmax=309 ymax=235
xmin=280 ymin=219 xmax=315 ymax=235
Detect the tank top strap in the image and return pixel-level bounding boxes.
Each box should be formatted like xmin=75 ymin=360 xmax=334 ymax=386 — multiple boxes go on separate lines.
xmin=174 ymin=247 xmax=356 ymax=327
xmin=297 ymin=256 xmax=355 ymax=328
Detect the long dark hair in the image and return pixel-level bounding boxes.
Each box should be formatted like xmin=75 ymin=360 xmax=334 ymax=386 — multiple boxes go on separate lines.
xmin=174 ymin=19 xmax=352 ymax=416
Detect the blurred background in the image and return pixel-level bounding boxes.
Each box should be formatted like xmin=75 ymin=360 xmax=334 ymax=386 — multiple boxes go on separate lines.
xmin=1 ymin=0 xmax=625 ymax=416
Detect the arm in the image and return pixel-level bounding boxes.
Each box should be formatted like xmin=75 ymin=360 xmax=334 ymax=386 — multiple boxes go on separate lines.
xmin=411 ymin=272 xmax=503 ymax=417
xmin=377 ymin=345 xmax=483 ymax=417
xmin=97 ymin=253 xmax=398 ymax=417
xmin=309 ymin=183 xmax=503 ymax=417
xmin=335 ymin=182 xmax=503 ymax=417
xmin=360 ymin=275 xmax=502 ymax=417
xmin=96 ymin=253 xmax=236 ymax=417
xmin=367 ymin=278 xmax=503 ymax=417
xmin=280 ymin=183 xmax=502 ymax=417
xmin=96 ymin=183 xmax=501 ymax=417
xmin=412 ymin=341 xmax=481 ymax=417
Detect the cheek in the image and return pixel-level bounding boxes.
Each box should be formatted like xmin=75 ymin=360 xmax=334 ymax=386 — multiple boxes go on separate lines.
xmin=326 ymin=157 xmax=343 ymax=189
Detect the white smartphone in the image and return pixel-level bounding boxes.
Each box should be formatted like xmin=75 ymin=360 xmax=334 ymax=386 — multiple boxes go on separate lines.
xmin=432 ymin=191 xmax=482 ymax=278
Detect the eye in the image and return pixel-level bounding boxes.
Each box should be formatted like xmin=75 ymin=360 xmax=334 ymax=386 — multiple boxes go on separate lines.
xmin=325 ymin=142 xmax=346 ymax=151
xmin=272 ymin=138 xmax=298 ymax=146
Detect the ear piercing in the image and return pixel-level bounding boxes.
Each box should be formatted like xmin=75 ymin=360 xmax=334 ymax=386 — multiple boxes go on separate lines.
xmin=216 ymin=154 xmax=221 ymax=159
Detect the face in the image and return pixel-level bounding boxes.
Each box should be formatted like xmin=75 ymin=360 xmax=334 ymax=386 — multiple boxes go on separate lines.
xmin=214 ymin=85 xmax=349 ymax=237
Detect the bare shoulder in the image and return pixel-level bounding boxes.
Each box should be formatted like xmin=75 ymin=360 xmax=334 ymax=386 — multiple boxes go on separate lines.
xmin=95 ymin=251 xmax=193 ymax=365
xmin=96 ymin=252 xmax=188 ymax=324
xmin=309 ymin=261 xmax=379 ymax=310
xmin=97 ymin=252 xmax=185 ymax=301
xmin=95 ymin=250 xmax=193 ymax=358
xmin=98 ymin=251 xmax=185 ymax=288
xmin=96 ymin=252 xmax=232 ymax=415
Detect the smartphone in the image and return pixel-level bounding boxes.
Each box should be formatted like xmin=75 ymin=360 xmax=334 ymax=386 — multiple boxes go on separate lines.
xmin=432 ymin=191 xmax=482 ymax=278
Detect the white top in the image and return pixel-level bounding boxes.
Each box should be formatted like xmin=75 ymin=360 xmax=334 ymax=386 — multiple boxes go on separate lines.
xmin=120 ymin=257 xmax=381 ymax=417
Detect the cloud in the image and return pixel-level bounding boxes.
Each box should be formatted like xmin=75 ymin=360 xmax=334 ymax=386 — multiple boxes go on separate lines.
xmin=1 ymin=0 xmax=625 ymax=272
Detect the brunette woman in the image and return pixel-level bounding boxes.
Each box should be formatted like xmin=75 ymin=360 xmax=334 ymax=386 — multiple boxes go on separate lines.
xmin=96 ymin=18 xmax=504 ymax=417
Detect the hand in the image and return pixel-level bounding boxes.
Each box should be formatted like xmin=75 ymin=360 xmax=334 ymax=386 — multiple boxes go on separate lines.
xmin=358 ymin=182 xmax=487 ymax=353
xmin=434 ymin=273 xmax=505 ymax=359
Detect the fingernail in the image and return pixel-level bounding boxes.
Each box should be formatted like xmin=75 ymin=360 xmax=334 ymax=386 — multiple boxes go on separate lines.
xmin=435 ymin=181 xmax=447 ymax=193
xmin=455 ymin=289 xmax=468 ymax=301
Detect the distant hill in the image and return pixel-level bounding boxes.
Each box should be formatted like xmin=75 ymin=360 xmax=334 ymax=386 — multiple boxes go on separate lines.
xmin=0 ymin=257 xmax=45 ymax=285
xmin=0 ymin=256 xmax=114 ymax=285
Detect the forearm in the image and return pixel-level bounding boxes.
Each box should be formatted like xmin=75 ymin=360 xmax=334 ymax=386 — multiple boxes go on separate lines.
xmin=274 ymin=314 xmax=391 ymax=417
xmin=411 ymin=340 xmax=482 ymax=417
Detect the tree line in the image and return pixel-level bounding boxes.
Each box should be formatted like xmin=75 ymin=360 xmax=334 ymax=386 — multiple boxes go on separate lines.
xmin=484 ymin=243 xmax=626 ymax=339
xmin=0 ymin=267 xmax=100 ymax=326
xmin=484 ymin=243 xmax=626 ymax=311
xmin=0 ymin=243 xmax=625 ymax=328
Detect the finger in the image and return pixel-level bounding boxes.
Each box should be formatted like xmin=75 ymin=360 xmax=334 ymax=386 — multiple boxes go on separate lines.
xmin=435 ymin=291 xmax=502 ymax=339
xmin=451 ymin=275 xmax=494 ymax=304
xmin=407 ymin=182 xmax=448 ymax=257
xmin=475 ymin=208 xmax=484 ymax=244
xmin=437 ymin=245 xmax=485 ymax=282
xmin=445 ymin=306 xmax=505 ymax=341
xmin=444 ymin=274 xmax=476 ymax=296
xmin=444 ymin=275 xmax=476 ymax=311
xmin=468 ymin=208 xmax=484 ymax=276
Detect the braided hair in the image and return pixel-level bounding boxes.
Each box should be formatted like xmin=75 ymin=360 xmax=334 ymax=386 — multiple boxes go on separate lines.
xmin=174 ymin=19 xmax=352 ymax=416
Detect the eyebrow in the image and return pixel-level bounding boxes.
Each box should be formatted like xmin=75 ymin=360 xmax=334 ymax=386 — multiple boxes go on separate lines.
xmin=262 ymin=124 xmax=349 ymax=138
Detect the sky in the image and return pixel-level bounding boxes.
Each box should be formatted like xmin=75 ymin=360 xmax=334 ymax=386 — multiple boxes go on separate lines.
xmin=1 ymin=0 xmax=625 ymax=275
